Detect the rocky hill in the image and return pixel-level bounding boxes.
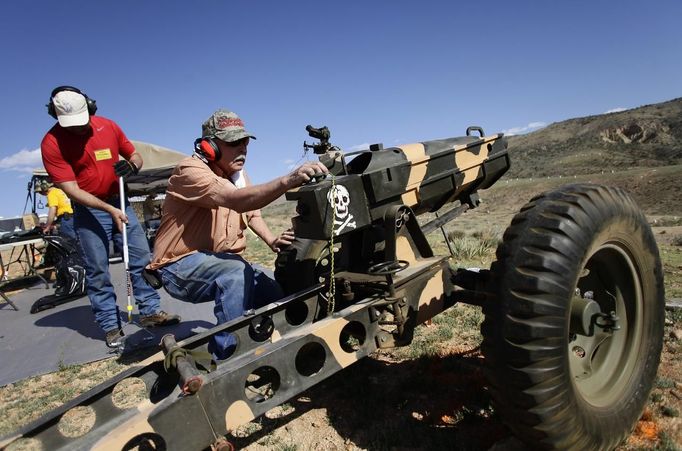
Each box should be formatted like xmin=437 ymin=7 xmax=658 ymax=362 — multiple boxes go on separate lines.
xmin=505 ymin=97 xmax=682 ymax=178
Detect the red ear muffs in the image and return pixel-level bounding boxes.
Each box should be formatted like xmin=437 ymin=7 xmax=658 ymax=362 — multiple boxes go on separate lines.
xmin=194 ymin=138 xmax=221 ymax=161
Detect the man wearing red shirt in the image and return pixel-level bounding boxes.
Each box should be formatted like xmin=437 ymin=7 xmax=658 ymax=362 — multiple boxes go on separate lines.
xmin=41 ymin=86 xmax=179 ymax=348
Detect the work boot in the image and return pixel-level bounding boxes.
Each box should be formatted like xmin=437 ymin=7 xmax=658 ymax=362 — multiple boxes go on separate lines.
xmin=105 ymin=329 xmax=125 ymax=348
xmin=139 ymin=310 xmax=181 ymax=328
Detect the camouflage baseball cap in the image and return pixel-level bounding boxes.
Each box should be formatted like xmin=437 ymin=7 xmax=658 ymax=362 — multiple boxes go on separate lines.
xmin=201 ymin=109 xmax=256 ymax=142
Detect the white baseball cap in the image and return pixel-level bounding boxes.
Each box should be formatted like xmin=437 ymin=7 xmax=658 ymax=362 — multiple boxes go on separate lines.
xmin=52 ymin=90 xmax=90 ymax=127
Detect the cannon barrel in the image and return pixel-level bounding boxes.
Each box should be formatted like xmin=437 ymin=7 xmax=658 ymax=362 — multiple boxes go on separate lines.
xmin=287 ymin=131 xmax=510 ymax=240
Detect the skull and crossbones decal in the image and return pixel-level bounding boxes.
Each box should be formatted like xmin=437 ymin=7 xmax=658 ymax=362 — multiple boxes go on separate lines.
xmin=328 ymin=184 xmax=356 ymax=235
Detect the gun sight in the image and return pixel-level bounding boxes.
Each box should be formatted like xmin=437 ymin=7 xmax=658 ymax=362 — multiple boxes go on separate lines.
xmin=305 ymin=125 xmax=330 ymax=141
xmin=304 ymin=124 xmax=333 ymax=154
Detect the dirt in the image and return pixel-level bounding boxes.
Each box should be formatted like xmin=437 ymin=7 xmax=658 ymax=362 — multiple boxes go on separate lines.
xmin=226 ymin=225 xmax=682 ymax=450
xmin=232 ymin=346 xmax=508 ymax=451
xmin=228 ymin=317 xmax=681 ymax=451
xmin=655 ymin=226 xmax=682 ymax=246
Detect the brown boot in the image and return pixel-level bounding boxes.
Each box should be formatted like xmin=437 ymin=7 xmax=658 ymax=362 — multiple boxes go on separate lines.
xmin=105 ymin=329 xmax=125 ymax=348
xmin=139 ymin=310 xmax=181 ymax=328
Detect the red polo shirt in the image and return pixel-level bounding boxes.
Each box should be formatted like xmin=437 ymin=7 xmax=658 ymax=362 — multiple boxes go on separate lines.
xmin=41 ymin=116 xmax=136 ymax=199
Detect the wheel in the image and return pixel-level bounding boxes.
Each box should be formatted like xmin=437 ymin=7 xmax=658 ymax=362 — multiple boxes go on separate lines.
xmin=274 ymin=237 xmax=331 ymax=295
xmin=481 ymin=183 xmax=664 ymax=450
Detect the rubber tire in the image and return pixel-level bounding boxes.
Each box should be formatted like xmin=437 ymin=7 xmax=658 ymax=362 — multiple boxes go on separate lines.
xmin=274 ymin=238 xmax=330 ymax=295
xmin=481 ymin=183 xmax=664 ymax=450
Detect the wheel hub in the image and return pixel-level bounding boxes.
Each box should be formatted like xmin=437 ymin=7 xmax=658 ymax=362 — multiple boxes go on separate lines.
xmin=570 ymin=292 xmax=602 ymax=336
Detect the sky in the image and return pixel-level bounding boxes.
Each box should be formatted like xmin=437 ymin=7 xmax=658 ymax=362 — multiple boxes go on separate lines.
xmin=0 ymin=0 xmax=680 ymax=218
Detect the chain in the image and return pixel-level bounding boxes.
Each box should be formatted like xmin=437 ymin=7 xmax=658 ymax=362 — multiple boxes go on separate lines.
xmin=326 ymin=173 xmax=336 ymax=315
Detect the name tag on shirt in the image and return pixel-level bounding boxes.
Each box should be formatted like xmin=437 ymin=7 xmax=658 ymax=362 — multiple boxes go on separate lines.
xmin=94 ymin=148 xmax=112 ymax=161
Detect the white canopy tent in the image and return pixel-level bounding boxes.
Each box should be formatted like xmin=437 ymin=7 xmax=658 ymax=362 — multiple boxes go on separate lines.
xmin=31 ymin=140 xmax=188 ymax=197
xmin=28 ymin=141 xmax=188 ymax=219
xmin=125 ymin=141 xmax=188 ymax=196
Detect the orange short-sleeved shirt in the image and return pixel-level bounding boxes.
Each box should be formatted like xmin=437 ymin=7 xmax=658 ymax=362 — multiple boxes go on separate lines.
xmin=149 ymin=156 xmax=260 ymax=269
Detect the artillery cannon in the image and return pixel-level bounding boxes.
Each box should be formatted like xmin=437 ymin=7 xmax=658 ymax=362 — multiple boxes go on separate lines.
xmin=0 ymin=125 xmax=663 ymax=451
xmin=289 ymin=124 xmax=508 ymax=240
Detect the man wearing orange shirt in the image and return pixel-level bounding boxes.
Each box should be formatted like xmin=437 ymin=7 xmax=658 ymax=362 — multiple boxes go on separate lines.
xmin=149 ymin=109 xmax=327 ymax=360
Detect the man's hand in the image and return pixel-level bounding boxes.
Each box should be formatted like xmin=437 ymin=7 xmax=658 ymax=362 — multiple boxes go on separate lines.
xmin=109 ymin=207 xmax=129 ymax=233
xmin=269 ymin=229 xmax=295 ymax=253
xmin=286 ymin=161 xmax=329 ymax=187
xmin=113 ymin=160 xmax=139 ymax=178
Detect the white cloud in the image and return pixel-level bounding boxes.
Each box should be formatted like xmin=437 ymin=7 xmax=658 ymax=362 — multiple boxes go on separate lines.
xmin=502 ymin=122 xmax=547 ymax=136
xmin=604 ymin=107 xmax=626 ymax=114
xmin=0 ymin=148 xmax=43 ymax=173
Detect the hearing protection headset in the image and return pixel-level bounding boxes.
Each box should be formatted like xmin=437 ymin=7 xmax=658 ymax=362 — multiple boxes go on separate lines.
xmin=37 ymin=179 xmax=52 ymax=193
xmin=46 ymin=86 xmax=98 ymax=119
xmin=193 ymin=137 xmax=221 ymax=162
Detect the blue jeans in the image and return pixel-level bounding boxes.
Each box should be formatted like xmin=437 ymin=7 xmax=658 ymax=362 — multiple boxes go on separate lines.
xmin=158 ymin=251 xmax=283 ymax=360
xmin=57 ymin=214 xmax=76 ymax=242
xmin=74 ymin=199 xmax=161 ymax=333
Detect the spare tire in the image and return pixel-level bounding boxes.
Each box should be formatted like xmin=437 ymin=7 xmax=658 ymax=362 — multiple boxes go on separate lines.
xmin=481 ymin=183 xmax=664 ymax=450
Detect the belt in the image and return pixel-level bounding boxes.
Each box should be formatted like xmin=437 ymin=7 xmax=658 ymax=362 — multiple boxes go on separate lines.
xmin=58 ymin=213 xmax=73 ymax=221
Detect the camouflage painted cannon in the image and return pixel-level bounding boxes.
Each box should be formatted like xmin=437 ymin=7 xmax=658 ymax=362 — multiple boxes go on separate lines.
xmin=286 ymin=125 xmax=508 ymax=240
xmin=0 ymin=125 xmax=663 ymax=451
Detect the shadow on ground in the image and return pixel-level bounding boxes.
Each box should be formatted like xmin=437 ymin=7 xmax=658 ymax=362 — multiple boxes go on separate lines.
xmin=230 ymin=350 xmax=512 ymax=450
